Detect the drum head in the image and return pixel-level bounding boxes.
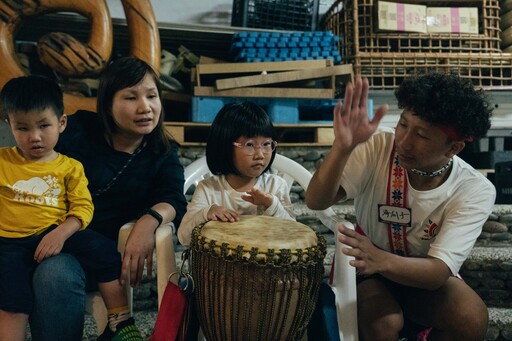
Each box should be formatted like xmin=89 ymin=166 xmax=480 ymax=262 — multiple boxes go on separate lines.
xmin=200 ymin=215 xmax=317 ymax=250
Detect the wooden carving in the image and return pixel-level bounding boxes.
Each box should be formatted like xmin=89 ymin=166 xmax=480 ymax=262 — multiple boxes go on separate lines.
xmin=0 ymin=0 xmax=161 ymax=115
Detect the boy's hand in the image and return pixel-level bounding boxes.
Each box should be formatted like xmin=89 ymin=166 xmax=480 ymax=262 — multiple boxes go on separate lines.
xmin=207 ymin=204 xmax=240 ymax=222
xmin=34 ymin=228 xmax=67 ymax=262
xmin=34 ymin=217 xmax=80 ymax=263
xmin=241 ymin=188 xmax=273 ymax=209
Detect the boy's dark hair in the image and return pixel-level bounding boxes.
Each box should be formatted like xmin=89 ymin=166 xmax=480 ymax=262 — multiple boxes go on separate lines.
xmin=206 ymin=101 xmax=277 ymax=175
xmin=97 ymin=56 xmax=173 ymax=153
xmin=0 ymin=75 xmax=64 ymax=120
xmin=395 ymin=73 xmax=493 ymax=140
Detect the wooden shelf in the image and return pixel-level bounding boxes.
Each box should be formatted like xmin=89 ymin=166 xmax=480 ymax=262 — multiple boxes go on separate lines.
xmin=165 ymin=122 xmax=334 ymax=146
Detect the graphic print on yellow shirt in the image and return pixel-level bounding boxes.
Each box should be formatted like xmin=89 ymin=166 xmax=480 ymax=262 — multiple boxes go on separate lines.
xmin=9 ymin=175 xmax=61 ymax=207
xmin=0 ymin=147 xmax=93 ymax=238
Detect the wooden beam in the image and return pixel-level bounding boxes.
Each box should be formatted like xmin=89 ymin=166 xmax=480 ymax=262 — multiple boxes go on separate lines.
xmin=316 ymin=127 xmax=335 ymax=145
xmin=165 ymin=122 xmax=335 ymax=146
xmin=215 ymin=64 xmax=354 ymax=90
xmin=194 ymin=86 xmax=335 ymax=98
xmin=196 ymin=59 xmax=332 ymax=75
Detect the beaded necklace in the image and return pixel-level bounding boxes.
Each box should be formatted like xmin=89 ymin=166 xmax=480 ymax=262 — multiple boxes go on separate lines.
xmin=92 ymin=142 xmax=145 ymax=197
xmin=410 ymin=158 xmax=453 ymax=177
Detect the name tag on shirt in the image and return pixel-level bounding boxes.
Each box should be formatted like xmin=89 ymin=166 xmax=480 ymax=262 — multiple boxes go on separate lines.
xmin=378 ymin=205 xmax=411 ymax=225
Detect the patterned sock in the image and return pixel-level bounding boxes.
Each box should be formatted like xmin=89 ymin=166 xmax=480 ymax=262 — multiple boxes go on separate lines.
xmin=107 ymin=306 xmax=130 ymax=332
xmin=111 ymin=317 xmax=143 ymax=341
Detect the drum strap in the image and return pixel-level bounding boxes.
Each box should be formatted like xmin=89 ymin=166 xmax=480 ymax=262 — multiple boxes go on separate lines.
xmin=385 ymin=144 xmax=410 ymax=256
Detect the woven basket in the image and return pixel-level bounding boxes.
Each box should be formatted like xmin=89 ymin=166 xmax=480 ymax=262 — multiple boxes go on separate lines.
xmin=322 ymin=0 xmax=512 ymax=89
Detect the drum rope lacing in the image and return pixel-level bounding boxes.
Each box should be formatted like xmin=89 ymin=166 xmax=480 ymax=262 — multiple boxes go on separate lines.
xmin=189 ymin=222 xmax=327 ymax=340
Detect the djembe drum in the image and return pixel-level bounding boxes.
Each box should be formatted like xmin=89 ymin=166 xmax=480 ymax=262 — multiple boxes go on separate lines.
xmin=190 ymin=215 xmax=326 ymax=341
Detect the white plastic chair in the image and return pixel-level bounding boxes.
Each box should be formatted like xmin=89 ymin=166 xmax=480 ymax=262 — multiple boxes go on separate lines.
xmin=183 ymin=154 xmax=358 ymax=341
xmin=85 ymin=222 xmax=176 ymax=333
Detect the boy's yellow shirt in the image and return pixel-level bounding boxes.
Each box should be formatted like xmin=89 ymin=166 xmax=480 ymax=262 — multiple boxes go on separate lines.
xmin=0 ymin=146 xmax=93 ymax=238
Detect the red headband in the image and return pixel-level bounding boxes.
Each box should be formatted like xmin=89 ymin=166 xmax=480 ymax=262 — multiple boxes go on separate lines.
xmin=438 ymin=125 xmax=473 ymax=142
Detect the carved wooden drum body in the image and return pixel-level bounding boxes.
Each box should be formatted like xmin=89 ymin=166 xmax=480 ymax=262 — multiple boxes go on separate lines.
xmin=190 ymin=216 xmax=326 ymax=341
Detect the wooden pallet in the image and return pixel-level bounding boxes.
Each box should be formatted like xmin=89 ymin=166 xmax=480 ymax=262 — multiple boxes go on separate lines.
xmin=193 ymin=59 xmax=353 ymax=99
xmin=165 ymin=122 xmax=334 ymax=146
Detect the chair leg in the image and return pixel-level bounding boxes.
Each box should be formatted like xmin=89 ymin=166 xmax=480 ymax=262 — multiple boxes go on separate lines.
xmin=85 ymin=291 xmax=108 ymax=334
xmin=333 ymin=226 xmax=359 ymax=341
xmin=155 ymin=223 xmax=176 ymax=308
xmin=117 ymin=224 xmax=134 ymax=314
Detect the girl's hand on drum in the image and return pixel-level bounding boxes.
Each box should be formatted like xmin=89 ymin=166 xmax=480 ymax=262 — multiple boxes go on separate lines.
xmin=241 ymin=188 xmax=273 ymax=209
xmin=337 ymin=224 xmax=387 ymax=275
xmin=208 ymin=204 xmax=240 ymax=222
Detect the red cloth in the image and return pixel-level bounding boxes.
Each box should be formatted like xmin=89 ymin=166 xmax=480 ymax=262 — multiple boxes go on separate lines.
xmin=149 ymin=281 xmax=189 ymax=341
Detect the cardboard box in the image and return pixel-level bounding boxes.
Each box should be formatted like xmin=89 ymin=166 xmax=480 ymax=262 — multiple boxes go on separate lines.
xmin=426 ymin=7 xmax=479 ymax=34
xmin=376 ymin=1 xmax=427 ymax=33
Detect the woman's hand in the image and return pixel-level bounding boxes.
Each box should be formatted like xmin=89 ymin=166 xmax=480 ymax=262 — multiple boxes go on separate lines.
xmin=121 ymin=219 xmax=156 ymax=287
xmin=333 ymin=76 xmax=387 ymax=151
xmin=207 ymin=204 xmax=240 ymax=222
xmin=241 ymin=187 xmax=273 ymax=209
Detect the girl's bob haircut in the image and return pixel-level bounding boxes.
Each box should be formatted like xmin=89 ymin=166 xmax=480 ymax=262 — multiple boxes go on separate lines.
xmin=206 ymin=101 xmax=277 ymax=175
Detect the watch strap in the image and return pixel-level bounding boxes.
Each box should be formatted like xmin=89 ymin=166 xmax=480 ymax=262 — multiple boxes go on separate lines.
xmin=140 ymin=208 xmax=163 ymax=227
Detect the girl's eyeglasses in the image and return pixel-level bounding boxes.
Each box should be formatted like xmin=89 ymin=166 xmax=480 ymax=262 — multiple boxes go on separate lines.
xmin=233 ymin=140 xmax=277 ymax=155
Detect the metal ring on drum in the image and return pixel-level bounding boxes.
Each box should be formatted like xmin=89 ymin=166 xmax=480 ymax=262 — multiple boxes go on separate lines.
xmin=190 ymin=215 xmax=327 ymax=341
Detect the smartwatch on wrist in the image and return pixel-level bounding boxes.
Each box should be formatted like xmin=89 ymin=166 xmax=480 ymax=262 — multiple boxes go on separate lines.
xmin=140 ymin=208 xmax=163 ymax=227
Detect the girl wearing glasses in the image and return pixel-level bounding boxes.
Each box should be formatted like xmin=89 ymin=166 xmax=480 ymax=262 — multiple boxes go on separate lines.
xmin=178 ymin=101 xmax=294 ymax=247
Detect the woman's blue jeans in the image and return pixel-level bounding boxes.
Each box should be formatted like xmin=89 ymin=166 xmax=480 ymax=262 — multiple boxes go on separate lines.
xmin=29 ymin=253 xmax=86 ymax=341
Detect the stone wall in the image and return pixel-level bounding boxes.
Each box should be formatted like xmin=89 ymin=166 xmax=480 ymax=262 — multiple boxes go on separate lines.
xmin=460 ymin=207 xmax=512 ymax=309
xmin=461 ymin=247 xmax=512 ymax=308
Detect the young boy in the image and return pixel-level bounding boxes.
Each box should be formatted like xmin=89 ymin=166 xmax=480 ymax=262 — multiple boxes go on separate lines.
xmin=0 ymin=75 xmax=143 ymax=341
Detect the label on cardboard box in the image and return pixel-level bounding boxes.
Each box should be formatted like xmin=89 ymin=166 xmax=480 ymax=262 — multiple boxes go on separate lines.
xmin=377 ymin=1 xmax=427 ymax=33
xmin=426 ymin=7 xmax=479 ymax=34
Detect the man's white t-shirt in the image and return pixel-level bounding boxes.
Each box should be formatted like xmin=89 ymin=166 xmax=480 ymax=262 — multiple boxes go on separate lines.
xmin=340 ymin=128 xmax=496 ymax=275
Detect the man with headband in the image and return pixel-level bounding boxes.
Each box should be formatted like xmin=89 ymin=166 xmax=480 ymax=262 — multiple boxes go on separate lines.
xmin=306 ymin=73 xmax=495 ymax=340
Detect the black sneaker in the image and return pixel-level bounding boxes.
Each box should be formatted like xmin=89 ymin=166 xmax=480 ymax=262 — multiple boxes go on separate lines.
xmin=97 ymin=317 xmax=143 ymax=341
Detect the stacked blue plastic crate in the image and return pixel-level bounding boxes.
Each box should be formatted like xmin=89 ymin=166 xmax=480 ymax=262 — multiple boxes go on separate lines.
xmin=229 ymin=31 xmax=342 ymax=63
xmin=191 ymin=31 xmax=348 ymax=124
xmin=191 ymin=97 xmax=372 ymax=124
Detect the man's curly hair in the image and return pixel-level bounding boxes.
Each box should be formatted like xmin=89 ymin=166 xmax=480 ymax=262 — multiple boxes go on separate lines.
xmin=394 ymin=73 xmax=493 ymax=140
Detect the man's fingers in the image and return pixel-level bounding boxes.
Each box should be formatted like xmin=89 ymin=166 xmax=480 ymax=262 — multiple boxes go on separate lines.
xmin=359 ymin=77 xmax=369 ymax=109
xmin=343 ymin=79 xmax=354 ymax=115
xmin=338 ymin=224 xmax=362 ymax=249
xmin=334 ymin=100 xmax=343 ymax=115
xmin=338 ymin=223 xmax=357 ymax=237
xmin=351 ymin=76 xmax=363 ymax=113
